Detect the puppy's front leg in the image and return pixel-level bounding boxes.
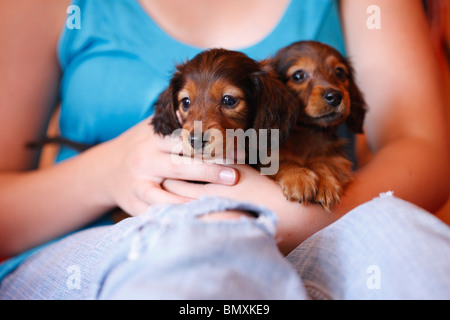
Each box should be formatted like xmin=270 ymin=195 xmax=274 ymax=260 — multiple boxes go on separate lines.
xmin=274 ymin=160 xmax=318 ymax=205
xmin=309 ymin=155 xmax=353 ymax=211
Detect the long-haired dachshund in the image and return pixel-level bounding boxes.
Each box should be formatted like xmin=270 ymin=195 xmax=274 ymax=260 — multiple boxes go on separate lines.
xmin=270 ymin=41 xmax=367 ymax=210
xmin=27 ymin=48 xmax=297 ymax=222
xmin=151 ymin=48 xmax=298 ymax=164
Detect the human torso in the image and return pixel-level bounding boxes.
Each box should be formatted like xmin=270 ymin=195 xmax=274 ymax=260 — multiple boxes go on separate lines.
xmin=57 ymin=0 xmax=348 ymax=161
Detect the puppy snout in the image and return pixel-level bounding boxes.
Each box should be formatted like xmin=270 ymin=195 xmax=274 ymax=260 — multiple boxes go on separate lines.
xmin=323 ymin=89 xmax=343 ymax=108
xmin=190 ymin=132 xmax=209 ymax=151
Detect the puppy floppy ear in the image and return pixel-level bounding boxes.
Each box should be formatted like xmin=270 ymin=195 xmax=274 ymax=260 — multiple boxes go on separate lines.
xmin=151 ymin=64 xmax=188 ymax=136
xmin=151 ymin=87 xmax=181 ymax=136
xmin=345 ymin=64 xmax=367 ymax=134
xmin=251 ymin=60 xmax=299 ymax=144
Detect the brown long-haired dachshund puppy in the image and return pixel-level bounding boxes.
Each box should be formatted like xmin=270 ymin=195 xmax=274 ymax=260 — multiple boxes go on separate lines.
xmin=151 ymin=48 xmax=298 ymax=165
xmin=270 ymin=41 xmax=367 ymax=210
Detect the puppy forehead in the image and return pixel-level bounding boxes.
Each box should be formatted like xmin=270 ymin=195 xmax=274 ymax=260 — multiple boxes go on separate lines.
xmin=213 ymin=81 xmax=244 ymax=97
xmin=204 ymin=79 xmax=244 ymax=101
xmin=325 ymin=54 xmax=347 ymax=69
xmin=286 ymin=56 xmax=316 ymax=76
xmin=178 ymin=78 xmax=244 ymax=100
xmin=286 ymin=54 xmax=348 ymax=78
xmin=177 ymin=81 xmax=197 ymax=100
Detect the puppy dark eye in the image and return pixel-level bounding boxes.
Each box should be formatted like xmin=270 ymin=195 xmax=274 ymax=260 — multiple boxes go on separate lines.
xmin=292 ymin=70 xmax=308 ymax=83
xmin=222 ymin=95 xmax=238 ymax=108
xmin=181 ymin=97 xmax=191 ymax=111
xmin=335 ymin=67 xmax=347 ymax=81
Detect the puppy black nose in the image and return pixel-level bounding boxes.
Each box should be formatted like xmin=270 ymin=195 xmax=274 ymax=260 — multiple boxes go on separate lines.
xmin=190 ymin=134 xmax=207 ymax=151
xmin=323 ymin=89 xmax=343 ymax=108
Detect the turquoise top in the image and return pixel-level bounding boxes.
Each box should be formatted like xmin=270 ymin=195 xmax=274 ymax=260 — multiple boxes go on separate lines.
xmin=56 ymin=0 xmax=347 ymax=161
xmin=0 ymin=0 xmax=348 ymax=281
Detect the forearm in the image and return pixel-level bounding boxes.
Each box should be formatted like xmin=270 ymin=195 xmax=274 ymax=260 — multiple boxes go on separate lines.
xmin=341 ymin=137 xmax=449 ymax=214
xmin=276 ymin=135 xmax=449 ymax=255
xmin=0 ymin=145 xmax=115 ymax=256
xmin=282 ymin=0 xmax=450 ymax=252
xmin=0 ymin=119 xmax=239 ymax=256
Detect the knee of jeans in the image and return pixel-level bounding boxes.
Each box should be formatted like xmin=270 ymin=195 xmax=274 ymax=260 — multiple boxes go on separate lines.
xmin=342 ymin=191 xmax=438 ymax=235
xmin=152 ymin=196 xmax=279 ymax=236
xmin=366 ymin=191 xmax=428 ymax=216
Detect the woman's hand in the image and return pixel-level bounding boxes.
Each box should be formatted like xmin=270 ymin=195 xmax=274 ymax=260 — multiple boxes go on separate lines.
xmin=162 ymin=164 xmax=282 ymax=209
xmin=100 ymin=118 xmax=239 ymax=215
xmin=162 ymin=164 xmax=339 ymax=255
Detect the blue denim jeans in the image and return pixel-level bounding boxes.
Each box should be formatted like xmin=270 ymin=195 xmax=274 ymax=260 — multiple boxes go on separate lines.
xmin=1 ymin=194 xmax=450 ymax=300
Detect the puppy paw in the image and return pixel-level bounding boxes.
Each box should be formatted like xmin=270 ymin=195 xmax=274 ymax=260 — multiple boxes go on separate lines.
xmin=314 ymin=174 xmax=342 ymax=212
xmin=277 ymin=167 xmax=319 ymax=205
xmin=308 ymin=156 xmax=353 ymax=211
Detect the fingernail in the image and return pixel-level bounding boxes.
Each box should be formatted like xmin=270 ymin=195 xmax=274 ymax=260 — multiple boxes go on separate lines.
xmin=219 ymin=169 xmax=236 ymax=184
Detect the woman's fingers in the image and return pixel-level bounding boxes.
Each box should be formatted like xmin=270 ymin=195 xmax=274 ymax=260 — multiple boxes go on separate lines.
xmin=126 ymin=181 xmax=192 ymax=215
xmin=162 ymin=179 xmax=209 ymax=199
xmin=144 ymin=127 xmax=240 ymax=186
xmin=154 ymin=133 xmax=184 ymax=154
xmin=136 ymin=181 xmax=191 ymax=204
xmin=160 ymin=158 xmax=240 ymax=186
xmin=111 ymin=118 xmax=239 ymax=212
